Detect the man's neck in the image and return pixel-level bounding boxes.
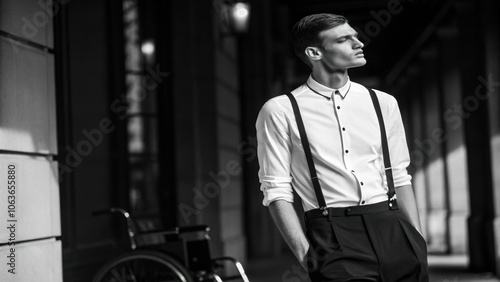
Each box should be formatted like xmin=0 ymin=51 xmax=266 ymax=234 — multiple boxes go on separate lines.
xmin=311 ymin=69 xmax=349 ymax=89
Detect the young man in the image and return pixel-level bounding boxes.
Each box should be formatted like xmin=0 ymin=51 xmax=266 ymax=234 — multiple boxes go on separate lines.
xmin=256 ymin=14 xmax=429 ymax=281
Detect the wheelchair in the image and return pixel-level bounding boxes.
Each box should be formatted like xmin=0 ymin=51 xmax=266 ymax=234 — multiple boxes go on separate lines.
xmin=92 ymin=207 xmax=250 ymax=282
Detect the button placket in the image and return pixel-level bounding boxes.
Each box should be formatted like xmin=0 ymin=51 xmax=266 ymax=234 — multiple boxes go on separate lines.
xmin=333 ymin=89 xmax=365 ymax=205
xmin=358 ymin=180 xmax=366 ymax=204
xmin=334 ymin=92 xmax=353 ymax=170
xmin=348 ymin=168 xmax=367 ymax=205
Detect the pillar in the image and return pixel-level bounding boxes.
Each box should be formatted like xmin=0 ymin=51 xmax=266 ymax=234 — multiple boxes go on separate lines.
xmin=171 ymin=0 xmax=246 ymax=261
xmin=399 ymin=66 xmax=430 ymax=240
xmin=0 ymin=0 xmax=62 ymax=280
xmin=419 ymin=48 xmax=449 ymax=253
xmin=240 ymin=0 xmax=285 ymax=258
xmin=436 ymin=27 xmax=470 ymax=254
xmin=455 ymin=0 xmax=497 ymax=272
xmin=480 ymin=0 xmax=500 ymax=275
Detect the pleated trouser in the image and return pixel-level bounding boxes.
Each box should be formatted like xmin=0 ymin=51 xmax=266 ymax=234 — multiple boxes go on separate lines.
xmin=305 ymin=201 xmax=429 ymax=282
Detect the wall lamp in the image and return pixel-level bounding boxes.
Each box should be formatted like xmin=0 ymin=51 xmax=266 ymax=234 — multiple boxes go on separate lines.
xmin=213 ymin=0 xmax=251 ymax=35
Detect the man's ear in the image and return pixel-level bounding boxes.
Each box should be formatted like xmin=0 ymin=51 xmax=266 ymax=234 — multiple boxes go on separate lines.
xmin=305 ymin=47 xmax=322 ymax=61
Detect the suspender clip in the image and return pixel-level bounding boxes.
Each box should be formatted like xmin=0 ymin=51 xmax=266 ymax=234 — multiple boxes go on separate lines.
xmin=388 ymin=195 xmax=399 ymax=210
xmin=384 ymin=167 xmax=392 ymax=171
xmin=320 ymin=206 xmax=329 ymax=216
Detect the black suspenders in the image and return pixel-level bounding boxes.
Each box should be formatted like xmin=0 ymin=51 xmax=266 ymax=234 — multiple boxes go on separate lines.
xmin=285 ymin=86 xmax=399 ymax=216
xmin=367 ymin=87 xmax=399 ymax=210
xmin=286 ymin=92 xmax=329 ymax=215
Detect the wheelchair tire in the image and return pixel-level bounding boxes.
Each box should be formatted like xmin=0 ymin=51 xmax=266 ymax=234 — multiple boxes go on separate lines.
xmin=92 ymin=250 xmax=194 ymax=282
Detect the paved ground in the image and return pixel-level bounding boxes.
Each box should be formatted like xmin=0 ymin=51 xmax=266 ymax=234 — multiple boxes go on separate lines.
xmin=246 ymin=253 xmax=499 ymax=282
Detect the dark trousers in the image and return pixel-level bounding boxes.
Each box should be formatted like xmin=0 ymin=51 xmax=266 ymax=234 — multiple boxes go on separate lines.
xmin=304 ymin=201 xmax=429 ymax=282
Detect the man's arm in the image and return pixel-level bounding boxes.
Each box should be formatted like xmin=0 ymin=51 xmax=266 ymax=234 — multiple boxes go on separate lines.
xmin=256 ymin=100 xmax=309 ymax=267
xmin=269 ymin=200 xmax=310 ymax=269
xmin=396 ymin=184 xmax=423 ymax=236
xmin=384 ymin=96 xmax=423 ymax=235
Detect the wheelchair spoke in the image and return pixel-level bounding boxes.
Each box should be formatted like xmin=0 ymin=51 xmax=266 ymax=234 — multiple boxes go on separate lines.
xmin=94 ymin=251 xmax=192 ymax=282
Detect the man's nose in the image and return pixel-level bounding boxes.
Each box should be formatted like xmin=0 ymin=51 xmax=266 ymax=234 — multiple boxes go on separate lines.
xmin=353 ymin=37 xmax=364 ymax=49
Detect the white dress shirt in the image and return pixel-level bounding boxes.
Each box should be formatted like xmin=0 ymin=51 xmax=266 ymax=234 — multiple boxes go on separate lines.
xmin=256 ymin=75 xmax=412 ymax=211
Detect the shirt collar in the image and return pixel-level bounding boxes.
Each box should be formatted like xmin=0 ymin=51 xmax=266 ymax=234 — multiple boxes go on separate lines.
xmin=306 ymin=75 xmax=352 ymax=99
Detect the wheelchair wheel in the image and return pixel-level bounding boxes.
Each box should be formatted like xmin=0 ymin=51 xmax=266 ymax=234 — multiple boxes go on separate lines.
xmin=93 ymin=250 xmax=194 ymax=282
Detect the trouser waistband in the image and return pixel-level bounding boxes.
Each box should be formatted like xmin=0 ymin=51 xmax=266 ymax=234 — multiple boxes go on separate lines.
xmin=305 ymin=201 xmax=391 ymax=220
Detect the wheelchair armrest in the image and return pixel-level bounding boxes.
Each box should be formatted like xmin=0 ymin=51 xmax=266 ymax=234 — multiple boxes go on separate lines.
xmin=138 ymin=227 xmax=180 ymax=236
xmin=137 ymin=225 xmax=210 ymax=238
xmin=178 ymin=225 xmax=210 ymax=234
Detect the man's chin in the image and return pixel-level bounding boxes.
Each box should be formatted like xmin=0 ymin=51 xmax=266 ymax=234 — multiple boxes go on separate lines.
xmin=351 ymin=59 xmax=367 ymax=68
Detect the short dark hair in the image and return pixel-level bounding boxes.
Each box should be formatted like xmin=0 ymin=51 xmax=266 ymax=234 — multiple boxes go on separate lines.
xmin=290 ymin=13 xmax=348 ymax=66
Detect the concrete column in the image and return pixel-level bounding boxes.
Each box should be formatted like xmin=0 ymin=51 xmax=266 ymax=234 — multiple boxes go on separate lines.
xmin=480 ymin=0 xmax=500 ymax=275
xmin=239 ymin=0 xmax=286 ymax=258
xmin=455 ymin=0 xmax=497 ymax=272
xmin=171 ymin=0 xmax=247 ymax=262
xmin=171 ymin=0 xmax=226 ymax=259
xmin=402 ymin=66 xmax=431 ymax=241
xmin=418 ymin=48 xmax=449 ymax=253
xmin=214 ymin=15 xmax=247 ymax=263
xmin=436 ymin=27 xmax=470 ymax=254
xmin=0 ymin=0 xmax=62 ymax=280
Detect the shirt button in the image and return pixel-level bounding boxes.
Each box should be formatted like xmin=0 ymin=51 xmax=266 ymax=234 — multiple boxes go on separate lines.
xmin=361 ymin=200 xmax=366 ymax=205
xmin=345 ymin=150 xmax=349 ymax=153
xmin=342 ymin=127 xmax=346 ymax=131
xmin=337 ymin=106 xmax=341 ymax=110
xmin=351 ymin=170 xmax=355 ymax=173
xmin=360 ymin=182 xmax=364 ymax=186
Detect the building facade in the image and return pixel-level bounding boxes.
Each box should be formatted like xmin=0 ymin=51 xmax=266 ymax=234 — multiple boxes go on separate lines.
xmin=1 ymin=0 xmax=499 ymax=281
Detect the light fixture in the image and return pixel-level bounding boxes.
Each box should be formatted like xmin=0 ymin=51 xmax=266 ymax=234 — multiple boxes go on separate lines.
xmin=141 ymin=39 xmax=155 ymax=64
xmin=228 ymin=2 xmax=250 ymax=33
xmin=213 ymin=0 xmax=251 ymax=35
xmin=141 ymin=40 xmax=155 ymax=56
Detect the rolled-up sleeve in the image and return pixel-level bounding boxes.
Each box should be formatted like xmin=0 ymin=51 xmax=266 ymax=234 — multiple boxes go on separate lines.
xmin=256 ymin=99 xmax=294 ymax=206
xmin=387 ymin=97 xmax=412 ymax=187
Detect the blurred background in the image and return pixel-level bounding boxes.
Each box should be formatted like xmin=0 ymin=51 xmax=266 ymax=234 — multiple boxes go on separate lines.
xmin=0 ymin=0 xmax=499 ymax=281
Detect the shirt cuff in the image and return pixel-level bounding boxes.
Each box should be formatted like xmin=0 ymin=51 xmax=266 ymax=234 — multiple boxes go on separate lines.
xmin=260 ymin=178 xmax=294 ymax=206
xmin=393 ymin=170 xmax=412 ymax=187
xmin=262 ymin=187 xmax=294 ymax=206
